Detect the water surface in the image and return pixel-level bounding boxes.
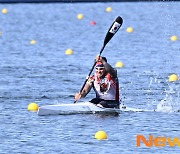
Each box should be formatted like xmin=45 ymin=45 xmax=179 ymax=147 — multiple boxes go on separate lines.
xmin=0 ymin=2 xmax=180 ymax=153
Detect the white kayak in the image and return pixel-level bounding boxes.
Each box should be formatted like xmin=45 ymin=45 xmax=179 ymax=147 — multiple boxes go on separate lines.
xmin=37 ymin=102 xmax=148 ymax=116
xmin=38 ymin=102 xmax=121 ymax=116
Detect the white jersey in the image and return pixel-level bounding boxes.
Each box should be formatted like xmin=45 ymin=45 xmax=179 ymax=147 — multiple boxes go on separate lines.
xmin=88 ymin=73 xmax=119 ymax=101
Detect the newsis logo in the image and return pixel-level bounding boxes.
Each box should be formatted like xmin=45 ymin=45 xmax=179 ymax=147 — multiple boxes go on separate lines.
xmin=137 ymin=134 xmax=180 ymax=147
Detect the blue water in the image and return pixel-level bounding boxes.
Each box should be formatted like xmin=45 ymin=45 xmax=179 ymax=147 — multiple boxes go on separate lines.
xmin=0 ymin=2 xmax=180 ymax=153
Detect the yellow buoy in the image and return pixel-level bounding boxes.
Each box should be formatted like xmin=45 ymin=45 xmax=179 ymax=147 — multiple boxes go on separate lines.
xmin=106 ymin=7 xmax=112 ymax=12
xmin=0 ymin=31 xmax=2 ymax=36
xmin=169 ymin=74 xmax=179 ymax=82
xmin=126 ymin=27 xmax=134 ymax=33
xmin=2 ymin=8 xmax=8 ymax=14
xmin=65 ymin=49 xmax=74 ymax=55
xmin=28 ymin=103 xmax=39 ymax=111
xmin=115 ymin=61 xmax=124 ymax=68
xmin=170 ymin=35 xmax=178 ymax=41
xmin=95 ymin=130 xmax=108 ymax=140
xmin=30 ymin=40 xmax=37 ymax=45
xmin=77 ymin=14 xmax=84 ymax=20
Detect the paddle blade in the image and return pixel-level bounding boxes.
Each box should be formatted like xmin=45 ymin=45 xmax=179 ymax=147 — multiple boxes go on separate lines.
xmin=103 ymin=16 xmax=123 ymax=47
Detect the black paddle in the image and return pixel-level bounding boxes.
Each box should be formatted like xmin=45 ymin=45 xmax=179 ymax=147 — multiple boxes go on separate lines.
xmin=74 ymin=16 xmax=123 ymax=103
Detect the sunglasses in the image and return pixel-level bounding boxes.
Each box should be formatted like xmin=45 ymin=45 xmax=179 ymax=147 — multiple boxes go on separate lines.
xmin=95 ymin=67 xmax=104 ymax=71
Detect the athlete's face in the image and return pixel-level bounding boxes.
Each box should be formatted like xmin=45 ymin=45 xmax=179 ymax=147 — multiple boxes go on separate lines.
xmin=95 ymin=67 xmax=106 ymax=78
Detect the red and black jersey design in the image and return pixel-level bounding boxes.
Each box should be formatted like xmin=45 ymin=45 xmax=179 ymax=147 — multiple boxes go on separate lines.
xmin=88 ymin=73 xmax=120 ymax=102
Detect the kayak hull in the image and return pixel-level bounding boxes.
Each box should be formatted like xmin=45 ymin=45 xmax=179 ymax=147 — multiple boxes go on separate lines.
xmin=37 ymin=102 xmax=120 ymax=116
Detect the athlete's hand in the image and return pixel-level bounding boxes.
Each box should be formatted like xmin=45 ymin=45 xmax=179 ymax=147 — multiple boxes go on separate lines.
xmin=75 ymin=93 xmax=81 ymax=101
xmin=95 ymin=55 xmax=103 ymax=62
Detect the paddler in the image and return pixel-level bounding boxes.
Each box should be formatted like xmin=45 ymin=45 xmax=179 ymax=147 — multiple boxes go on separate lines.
xmin=75 ymin=56 xmax=120 ymax=108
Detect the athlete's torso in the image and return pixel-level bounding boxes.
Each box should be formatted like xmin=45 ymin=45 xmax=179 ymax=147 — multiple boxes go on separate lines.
xmin=89 ymin=73 xmax=119 ymax=101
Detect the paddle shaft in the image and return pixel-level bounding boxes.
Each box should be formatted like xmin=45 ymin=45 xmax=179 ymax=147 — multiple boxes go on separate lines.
xmin=74 ymin=16 xmax=123 ymax=103
xmin=79 ymin=45 xmax=105 ymax=92
xmin=74 ymin=46 xmax=104 ymax=104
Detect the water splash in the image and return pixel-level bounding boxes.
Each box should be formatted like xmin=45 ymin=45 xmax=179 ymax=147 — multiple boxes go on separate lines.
xmin=156 ymin=85 xmax=180 ymax=112
xmin=156 ymin=96 xmax=174 ymax=112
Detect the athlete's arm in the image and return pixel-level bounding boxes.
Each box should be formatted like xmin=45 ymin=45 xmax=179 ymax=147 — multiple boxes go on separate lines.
xmin=75 ymin=81 xmax=93 ymax=101
xmin=102 ymin=61 xmax=117 ymax=78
